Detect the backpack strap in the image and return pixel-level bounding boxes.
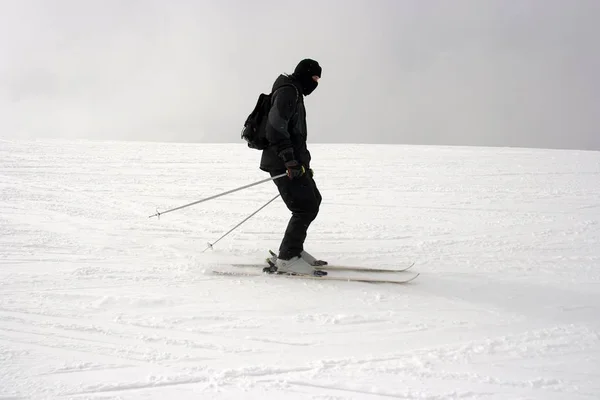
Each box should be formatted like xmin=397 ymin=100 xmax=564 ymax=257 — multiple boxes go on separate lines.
xmin=272 ymin=83 xmax=299 ymax=108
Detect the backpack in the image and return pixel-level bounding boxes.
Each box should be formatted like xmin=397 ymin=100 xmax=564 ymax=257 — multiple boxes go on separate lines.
xmin=241 ymin=84 xmax=298 ymax=150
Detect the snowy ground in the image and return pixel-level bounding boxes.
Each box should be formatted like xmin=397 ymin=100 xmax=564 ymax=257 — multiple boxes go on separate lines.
xmin=1 ymin=139 xmax=599 ymax=399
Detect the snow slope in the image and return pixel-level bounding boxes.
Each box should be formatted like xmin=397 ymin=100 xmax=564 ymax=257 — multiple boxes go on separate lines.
xmin=1 ymin=139 xmax=599 ymax=399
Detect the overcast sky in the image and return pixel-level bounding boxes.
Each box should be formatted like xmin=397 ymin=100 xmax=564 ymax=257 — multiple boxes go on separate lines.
xmin=1 ymin=0 xmax=599 ymax=150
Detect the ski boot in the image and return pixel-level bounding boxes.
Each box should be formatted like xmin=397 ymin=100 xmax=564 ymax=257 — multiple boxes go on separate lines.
xmin=300 ymin=250 xmax=328 ymax=267
xmin=263 ymin=253 xmax=327 ymax=277
xmin=268 ymin=250 xmax=328 ymax=267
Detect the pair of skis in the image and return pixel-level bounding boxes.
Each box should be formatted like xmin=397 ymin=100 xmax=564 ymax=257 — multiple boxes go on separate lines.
xmin=211 ymin=251 xmax=419 ymax=284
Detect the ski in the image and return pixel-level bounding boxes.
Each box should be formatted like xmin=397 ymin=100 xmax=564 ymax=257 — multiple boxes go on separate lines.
xmin=211 ymin=269 xmax=420 ymax=284
xmin=263 ymin=249 xmax=415 ymax=273
xmin=316 ymin=262 xmax=415 ymax=273
xmin=229 ymin=261 xmax=415 ymax=274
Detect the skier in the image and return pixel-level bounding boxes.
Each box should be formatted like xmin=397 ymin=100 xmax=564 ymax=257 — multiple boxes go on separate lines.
xmin=259 ymin=59 xmax=327 ymax=277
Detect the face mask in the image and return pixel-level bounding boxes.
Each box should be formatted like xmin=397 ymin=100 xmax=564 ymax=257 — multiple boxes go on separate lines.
xmin=303 ymin=79 xmax=318 ymax=95
xmin=299 ymin=75 xmax=318 ymax=96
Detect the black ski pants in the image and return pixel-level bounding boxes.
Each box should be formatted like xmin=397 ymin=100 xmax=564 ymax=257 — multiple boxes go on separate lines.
xmin=270 ymin=171 xmax=322 ymax=260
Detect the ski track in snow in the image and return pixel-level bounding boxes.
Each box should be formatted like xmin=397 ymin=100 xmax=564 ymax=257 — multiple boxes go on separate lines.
xmin=1 ymin=139 xmax=599 ymax=399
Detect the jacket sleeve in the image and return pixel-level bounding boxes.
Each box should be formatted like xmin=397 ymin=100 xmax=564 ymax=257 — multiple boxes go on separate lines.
xmin=265 ymin=86 xmax=298 ymax=162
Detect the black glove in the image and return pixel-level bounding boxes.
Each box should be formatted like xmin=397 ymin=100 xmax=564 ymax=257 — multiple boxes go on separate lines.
xmin=285 ymin=160 xmax=305 ymax=179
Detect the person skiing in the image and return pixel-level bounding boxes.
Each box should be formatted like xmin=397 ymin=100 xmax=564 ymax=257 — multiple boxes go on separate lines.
xmin=259 ymin=59 xmax=327 ymax=277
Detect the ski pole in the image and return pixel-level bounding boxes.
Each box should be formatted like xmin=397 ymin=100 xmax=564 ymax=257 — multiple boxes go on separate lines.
xmin=149 ymin=173 xmax=287 ymax=218
xmin=202 ymin=193 xmax=281 ymax=252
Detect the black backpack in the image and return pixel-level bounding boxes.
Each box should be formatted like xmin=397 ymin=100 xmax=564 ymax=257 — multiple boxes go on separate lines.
xmin=241 ymin=84 xmax=298 ymax=150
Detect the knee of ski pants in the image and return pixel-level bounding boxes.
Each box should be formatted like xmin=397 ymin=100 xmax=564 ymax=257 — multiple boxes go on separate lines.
xmin=315 ymin=189 xmax=322 ymax=207
xmin=303 ymin=185 xmax=320 ymax=214
xmin=305 ymin=199 xmax=320 ymax=221
xmin=305 ymin=206 xmax=319 ymax=222
xmin=289 ymin=197 xmax=319 ymax=222
xmin=290 ymin=198 xmax=318 ymax=216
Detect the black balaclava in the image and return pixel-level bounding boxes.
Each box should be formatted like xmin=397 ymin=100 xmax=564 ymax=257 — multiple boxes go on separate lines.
xmin=292 ymin=59 xmax=322 ymax=96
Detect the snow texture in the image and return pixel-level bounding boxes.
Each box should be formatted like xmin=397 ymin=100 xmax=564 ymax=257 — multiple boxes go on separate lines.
xmin=1 ymin=139 xmax=599 ymax=399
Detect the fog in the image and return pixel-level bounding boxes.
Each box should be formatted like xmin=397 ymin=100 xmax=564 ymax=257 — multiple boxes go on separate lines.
xmin=1 ymin=0 xmax=599 ymax=150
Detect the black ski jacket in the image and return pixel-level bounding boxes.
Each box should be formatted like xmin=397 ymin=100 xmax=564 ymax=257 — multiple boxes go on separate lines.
xmin=259 ymin=74 xmax=311 ymax=172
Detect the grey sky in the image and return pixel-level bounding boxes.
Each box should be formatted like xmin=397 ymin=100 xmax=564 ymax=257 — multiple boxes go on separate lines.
xmin=1 ymin=0 xmax=599 ymax=150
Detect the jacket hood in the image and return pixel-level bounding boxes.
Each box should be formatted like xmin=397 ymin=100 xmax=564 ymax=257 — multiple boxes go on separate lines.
xmin=271 ymin=74 xmax=302 ymax=95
